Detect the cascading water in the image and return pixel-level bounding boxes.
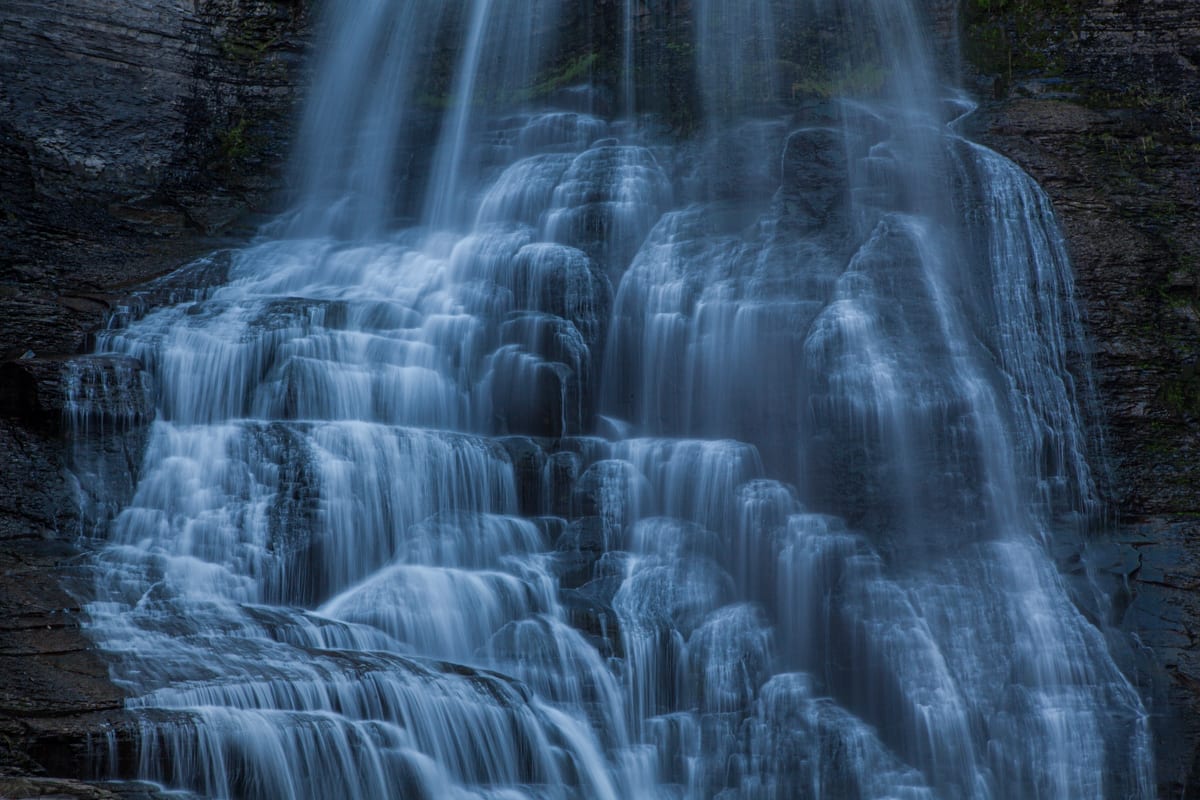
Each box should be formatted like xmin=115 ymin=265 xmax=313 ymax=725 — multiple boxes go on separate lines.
xmin=75 ymin=0 xmax=1156 ymax=797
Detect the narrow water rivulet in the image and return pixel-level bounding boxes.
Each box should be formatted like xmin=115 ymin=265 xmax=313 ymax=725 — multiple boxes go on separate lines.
xmin=75 ymin=1 xmax=1157 ymax=797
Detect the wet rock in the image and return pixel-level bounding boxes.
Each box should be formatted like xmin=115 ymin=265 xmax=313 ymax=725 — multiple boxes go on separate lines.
xmin=555 ymin=516 xmax=608 ymax=554
xmin=572 ymin=459 xmax=652 ymax=529
xmin=516 ymin=112 xmax=609 ymax=156
xmin=684 ymin=604 xmax=771 ymax=714
xmin=775 ymin=127 xmax=850 ymax=236
xmin=486 ymin=345 xmax=575 ymax=438
xmin=575 ymin=575 xmax=625 ymax=609
xmin=529 ymin=515 xmax=567 ymax=545
xmin=552 ymin=436 xmax=613 ymax=471
xmin=0 ymin=421 xmax=78 ymax=543
xmin=256 ymin=423 xmax=323 ymax=605
xmin=614 ymin=556 xmax=735 ymax=638
xmin=0 ymin=777 xmax=177 ymax=800
xmin=628 ymin=517 xmax=719 ymax=560
xmin=544 ymin=145 xmax=672 ymax=280
xmin=499 ymin=436 xmax=548 ymax=515
xmin=509 ymin=243 xmax=613 ymax=352
xmin=0 ymin=359 xmax=73 ymax=432
xmin=552 ymin=517 xmax=608 ymax=589
xmin=0 ymin=0 xmax=312 ymax=235
xmin=543 ymin=451 xmax=580 ymax=518
xmin=558 ymin=587 xmax=623 ymax=659
xmin=965 ymin=12 xmax=1200 ymax=784
xmin=685 ymin=119 xmax=788 ymax=206
xmin=1114 ymin=519 xmax=1200 ymax=794
xmin=1 ymin=355 xmax=154 ymax=536
xmin=549 ymin=549 xmax=596 ymax=592
xmin=0 ymin=538 xmax=129 ymax=778
xmin=99 ymin=251 xmax=234 ymax=335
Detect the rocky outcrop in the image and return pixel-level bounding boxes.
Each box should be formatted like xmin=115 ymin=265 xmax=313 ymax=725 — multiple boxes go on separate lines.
xmin=0 ymin=340 xmax=171 ymax=790
xmin=962 ymin=1 xmax=1200 ymax=795
xmin=970 ymin=98 xmax=1200 ymax=517
xmin=0 ymin=0 xmax=311 ymax=235
xmin=0 ymin=0 xmax=313 ymax=363
xmin=1071 ymin=1 xmax=1200 ymax=100
xmin=0 ymin=1 xmax=314 ymax=791
xmin=0 ymin=408 xmax=130 ymax=790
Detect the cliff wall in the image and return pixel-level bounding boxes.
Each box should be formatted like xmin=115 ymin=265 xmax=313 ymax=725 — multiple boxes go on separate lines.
xmin=963 ymin=1 xmax=1200 ymax=794
xmin=0 ymin=0 xmax=311 ymax=360
xmin=0 ymin=2 xmax=312 ymax=793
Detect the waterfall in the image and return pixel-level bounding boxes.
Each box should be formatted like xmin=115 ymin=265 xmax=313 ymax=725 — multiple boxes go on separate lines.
xmin=77 ymin=0 xmax=1155 ymax=797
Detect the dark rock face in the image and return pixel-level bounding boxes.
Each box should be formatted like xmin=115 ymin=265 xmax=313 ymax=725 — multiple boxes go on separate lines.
xmin=0 ymin=0 xmax=311 ymax=237
xmin=0 ymin=0 xmax=314 ymax=789
xmin=0 ymin=777 xmax=176 ymax=800
xmin=0 ymin=350 xmax=155 ymax=786
xmin=963 ymin=0 xmax=1200 ymax=101
xmin=1116 ymin=521 xmax=1200 ymax=796
xmin=1070 ymin=2 xmax=1200 ymax=101
xmin=0 ymin=0 xmax=313 ymax=364
xmin=776 ymin=126 xmax=850 ymax=235
xmin=963 ymin=3 xmax=1200 ymax=795
xmin=0 ymin=391 xmax=129 ymax=791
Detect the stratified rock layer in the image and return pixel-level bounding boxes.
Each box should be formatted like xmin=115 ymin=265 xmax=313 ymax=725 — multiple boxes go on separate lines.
xmin=0 ymin=0 xmax=312 ymax=364
xmin=0 ymin=1 xmax=313 ymax=790
xmin=965 ymin=2 xmax=1200 ymax=795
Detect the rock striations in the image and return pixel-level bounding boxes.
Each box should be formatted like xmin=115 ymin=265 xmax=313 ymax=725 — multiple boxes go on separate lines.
xmin=964 ymin=1 xmax=1200 ymax=794
xmin=0 ymin=2 xmax=311 ymax=794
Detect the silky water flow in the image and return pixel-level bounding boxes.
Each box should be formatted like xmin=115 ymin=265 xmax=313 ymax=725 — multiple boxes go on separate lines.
xmin=73 ymin=0 xmax=1157 ymax=797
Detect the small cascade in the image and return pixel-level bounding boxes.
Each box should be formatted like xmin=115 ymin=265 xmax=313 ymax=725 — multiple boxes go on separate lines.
xmin=75 ymin=0 xmax=1156 ymax=797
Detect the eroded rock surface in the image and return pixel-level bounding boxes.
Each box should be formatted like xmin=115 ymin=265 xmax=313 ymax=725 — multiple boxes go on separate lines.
xmin=965 ymin=2 xmax=1200 ymax=795
xmin=0 ymin=0 xmax=311 ymax=235
xmin=0 ymin=0 xmax=314 ymax=788
xmin=0 ymin=0 xmax=313 ymax=363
